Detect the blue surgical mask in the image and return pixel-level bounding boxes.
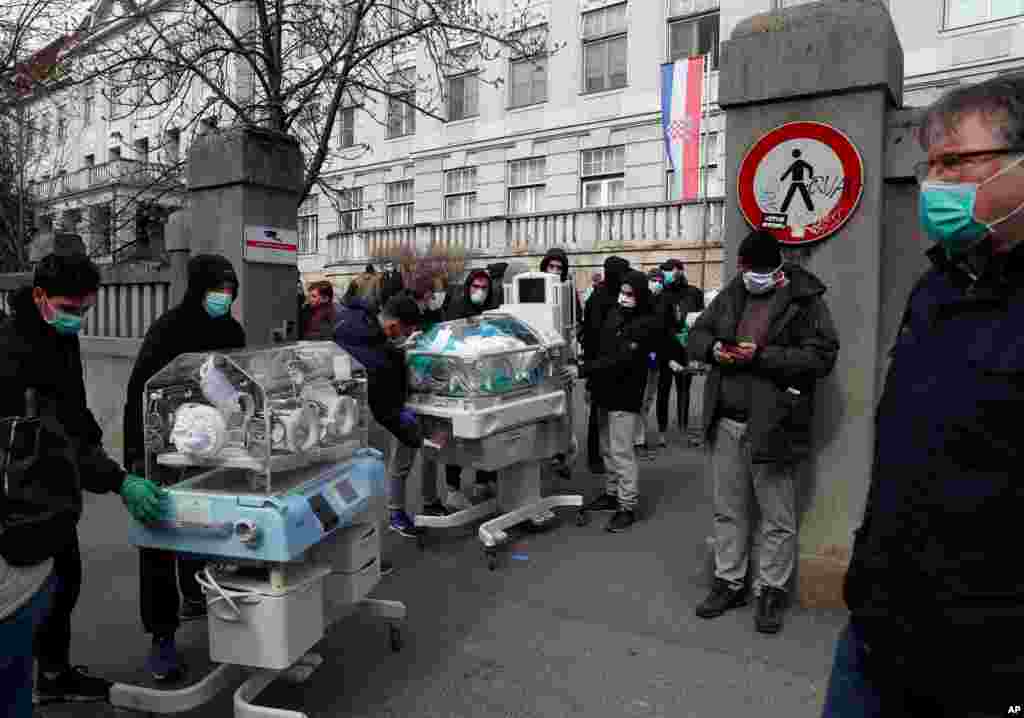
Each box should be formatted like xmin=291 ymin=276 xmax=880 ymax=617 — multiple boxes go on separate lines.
xmin=205 ymin=291 xmax=233 ymax=318
xmin=47 ymin=308 xmax=84 ymax=336
xmin=663 ymin=270 xmax=675 ymax=285
xmin=919 ymin=155 xmax=1024 ymax=257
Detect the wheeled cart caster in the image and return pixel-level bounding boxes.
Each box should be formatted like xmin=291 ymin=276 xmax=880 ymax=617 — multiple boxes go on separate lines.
xmin=389 ymin=624 xmax=404 ymax=652
xmin=416 ymin=533 xmax=426 ymax=550
xmin=575 ymin=510 xmax=590 ymax=527
xmin=485 ymin=548 xmax=498 ymax=570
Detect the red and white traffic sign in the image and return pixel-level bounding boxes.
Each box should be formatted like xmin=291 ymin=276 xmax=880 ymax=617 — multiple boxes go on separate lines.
xmin=737 ymin=121 xmax=864 ymax=245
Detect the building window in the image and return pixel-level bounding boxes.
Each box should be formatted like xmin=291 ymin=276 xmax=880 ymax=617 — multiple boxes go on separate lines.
xmin=337 ymin=188 xmax=363 ymax=232
xmin=447 ymin=72 xmax=480 ymax=121
xmin=338 ymin=107 xmax=355 ymax=148
xmin=387 ymin=69 xmax=416 ymax=138
xmin=668 ymin=10 xmax=719 ymax=71
xmin=83 ymin=84 xmax=95 ymax=125
xmin=444 ymin=167 xmax=477 ymax=219
xmin=56 ymin=107 xmax=67 ymax=142
xmin=84 ymin=154 xmax=95 ymax=168
xmin=165 ymin=129 xmax=181 ymax=164
xmin=581 ymin=146 xmax=625 ymax=208
xmin=298 ymin=194 xmax=319 ymax=253
xmin=944 ymin=0 xmax=1024 ymax=28
xmin=385 ymin=180 xmax=414 ymax=226
xmin=509 ymin=55 xmax=547 ymax=108
xmin=135 ymin=137 xmax=149 ymax=163
xmin=582 ymin=2 xmax=628 ymax=93
xmin=508 ymin=157 xmax=546 ymax=214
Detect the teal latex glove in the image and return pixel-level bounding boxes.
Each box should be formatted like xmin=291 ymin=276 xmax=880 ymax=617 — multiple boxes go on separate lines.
xmin=120 ymin=474 xmax=168 ymax=525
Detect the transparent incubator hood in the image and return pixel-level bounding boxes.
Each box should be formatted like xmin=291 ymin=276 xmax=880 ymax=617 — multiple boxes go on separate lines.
xmin=141 ymin=341 xmax=369 ymax=496
xmin=406 ymin=314 xmax=567 ymax=400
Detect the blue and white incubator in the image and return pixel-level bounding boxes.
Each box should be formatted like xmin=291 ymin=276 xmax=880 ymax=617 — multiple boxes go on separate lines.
xmin=114 ymin=341 xmax=405 ymax=718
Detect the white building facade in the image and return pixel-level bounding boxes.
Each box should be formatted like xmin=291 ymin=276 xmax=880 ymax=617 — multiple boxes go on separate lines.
xmin=18 ymin=0 xmax=1024 ymax=282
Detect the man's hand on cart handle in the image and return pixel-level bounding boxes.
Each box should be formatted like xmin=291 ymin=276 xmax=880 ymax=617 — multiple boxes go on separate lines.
xmin=668 ymin=360 xmax=685 ymax=374
xmin=120 ymin=474 xmax=168 ymax=525
xmin=424 ymin=430 xmax=448 ymax=451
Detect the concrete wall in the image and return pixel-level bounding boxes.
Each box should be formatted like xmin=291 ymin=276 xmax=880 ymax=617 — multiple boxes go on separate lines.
xmin=719 ymin=0 xmax=906 ymax=607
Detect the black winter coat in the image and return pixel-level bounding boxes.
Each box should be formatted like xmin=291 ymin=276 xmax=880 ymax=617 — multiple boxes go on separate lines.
xmin=583 ymin=270 xmax=661 ymax=413
xmin=0 ymin=286 xmax=127 ymax=501
xmin=581 ymin=256 xmax=629 ymax=360
xmin=689 ymin=264 xmax=839 ymax=464
xmin=333 ymin=301 xmax=421 ymax=448
xmin=655 ymin=280 xmax=704 ymax=364
xmin=123 ymin=255 xmax=246 ymax=475
xmin=843 ymin=242 xmax=1024 ymax=681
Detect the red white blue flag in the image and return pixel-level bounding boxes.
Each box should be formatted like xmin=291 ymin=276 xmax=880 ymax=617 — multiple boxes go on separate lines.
xmin=661 ymin=56 xmax=705 ymax=201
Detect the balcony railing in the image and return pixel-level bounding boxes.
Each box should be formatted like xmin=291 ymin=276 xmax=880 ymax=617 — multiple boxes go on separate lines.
xmin=29 ymin=159 xmax=183 ymax=201
xmin=323 ymin=199 xmax=725 ymax=264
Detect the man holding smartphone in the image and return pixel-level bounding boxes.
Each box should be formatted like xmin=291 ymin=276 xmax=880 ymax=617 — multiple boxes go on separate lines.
xmin=689 ymin=231 xmax=839 ymax=635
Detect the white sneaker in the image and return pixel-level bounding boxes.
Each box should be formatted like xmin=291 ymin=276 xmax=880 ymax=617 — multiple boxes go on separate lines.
xmin=444 ymin=489 xmax=472 ymax=512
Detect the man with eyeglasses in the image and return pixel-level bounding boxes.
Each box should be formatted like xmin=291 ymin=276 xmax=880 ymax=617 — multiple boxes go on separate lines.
xmin=822 ymin=76 xmax=1024 ymax=717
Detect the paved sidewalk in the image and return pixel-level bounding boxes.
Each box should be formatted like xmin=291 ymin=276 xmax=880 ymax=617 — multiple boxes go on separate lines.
xmin=37 ymin=431 xmax=844 ymax=718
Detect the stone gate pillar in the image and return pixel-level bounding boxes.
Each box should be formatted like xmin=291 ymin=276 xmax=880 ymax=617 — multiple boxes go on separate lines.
xmin=186 ymin=126 xmax=303 ymax=345
xmin=718 ymin=0 xmax=903 ymax=607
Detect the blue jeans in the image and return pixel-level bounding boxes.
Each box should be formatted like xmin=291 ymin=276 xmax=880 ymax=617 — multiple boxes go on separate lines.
xmin=0 ymin=573 xmax=56 ymax=718
xmin=823 ymin=620 xmax=1015 ymax=718
xmin=821 ymin=621 xmax=882 ymax=718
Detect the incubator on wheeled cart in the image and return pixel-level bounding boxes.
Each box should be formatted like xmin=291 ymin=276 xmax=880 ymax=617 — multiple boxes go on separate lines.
xmin=114 ymin=341 xmax=404 ymax=718
xmin=406 ymin=274 xmax=582 ymax=569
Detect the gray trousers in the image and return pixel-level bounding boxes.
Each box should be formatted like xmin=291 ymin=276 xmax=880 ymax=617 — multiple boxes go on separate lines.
xmin=634 ymin=368 xmax=660 ymax=447
xmin=709 ymin=418 xmax=797 ymax=595
xmin=387 ymin=435 xmax=439 ymax=511
xmin=598 ymin=408 xmax=639 ymax=510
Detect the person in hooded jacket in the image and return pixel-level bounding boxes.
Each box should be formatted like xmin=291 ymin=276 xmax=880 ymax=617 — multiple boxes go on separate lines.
xmin=334 ymin=294 xmax=449 ymax=540
xmin=579 ymin=269 xmax=660 ymax=533
xmin=632 ymin=267 xmax=665 ymax=461
xmin=0 ymin=252 xmax=166 ymax=706
xmin=441 ymin=269 xmax=498 ymax=510
xmin=378 ymin=260 xmax=405 ymax=307
xmin=689 ymin=231 xmax=838 ymax=635
xmin=581 ymin=256 xmax=630 ymax=475
xmin=485 ymin=262 xmax=508 ymax=310
xmin=122 ymin=254 xmax=246 ymax=682
xmin=655 ymin=259 xmax=705 ymax=445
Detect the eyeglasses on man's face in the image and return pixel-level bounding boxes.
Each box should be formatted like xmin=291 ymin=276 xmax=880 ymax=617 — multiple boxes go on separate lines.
xmin=914 ymin=147 xmax=1024 ymax=183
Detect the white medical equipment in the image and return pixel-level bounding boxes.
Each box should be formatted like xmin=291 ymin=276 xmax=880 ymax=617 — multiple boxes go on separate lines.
xmin=405 ymin=273 xmax=582 ymax=569
xmin=111 ymin=342 xmax=406 ymax=718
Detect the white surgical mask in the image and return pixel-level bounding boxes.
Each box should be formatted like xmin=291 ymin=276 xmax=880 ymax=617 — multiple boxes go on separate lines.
xmin=428 ymin=292 xmax=445 ymax=311
xmin=547 ymin=267 xmax=563 ymax=277
xmin=618 ymin=293 xmax=636 ymax=309
xmin=743 ymin=264 xmax=783 ymax=295
xmin=470 ymin=288 xmax=487 ymax=305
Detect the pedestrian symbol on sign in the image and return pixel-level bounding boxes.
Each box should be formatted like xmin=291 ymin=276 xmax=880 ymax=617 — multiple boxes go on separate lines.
xmin=779 ymin=149 xmax=815 ymax=213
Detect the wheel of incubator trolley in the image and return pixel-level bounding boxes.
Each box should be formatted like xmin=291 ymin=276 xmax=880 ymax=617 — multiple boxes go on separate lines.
xmin=485 ymin=548 xmax=498 ymax=571
xmin=389 ymin=625 xmax=404 ymax=652
xmin=416 ymin=533 xmax=426 ymax=550
xmin=576 ymin=510 xmax=590 ymax=527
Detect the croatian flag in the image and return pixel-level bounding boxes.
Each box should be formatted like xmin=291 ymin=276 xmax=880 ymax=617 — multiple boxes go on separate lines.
xmin=661 ymin=56 xmax=705 ymax=201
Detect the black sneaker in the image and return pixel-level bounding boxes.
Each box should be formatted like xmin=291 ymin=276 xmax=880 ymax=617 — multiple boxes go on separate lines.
xmin=696 ymin=579 xmax=748 ymax=619
xmin=180 ymin=598 xmax=207 ymax=621
xmin=420 ymin=500 xmax=451 ymax=517
xmin=755 ymin=587 xmax=787 ymax=634
xmin=146 ymin=636 xmax=187 ymax=682
xmin=34 ymin=665 xmax=111 ymax=704
xmin=605 ymin=509 xmax=635 ymax=533
xmin=583 ymin=493 xmax=619 ymax=513
xmin=380 ymin=559 xmax=394 ymax=577
xmin=589 ymin=463 xmax=607 ymax=475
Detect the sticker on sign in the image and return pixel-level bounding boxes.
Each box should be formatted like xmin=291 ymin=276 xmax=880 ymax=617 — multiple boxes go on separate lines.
xmin=244 ymin=225 xmax=298 ymax=265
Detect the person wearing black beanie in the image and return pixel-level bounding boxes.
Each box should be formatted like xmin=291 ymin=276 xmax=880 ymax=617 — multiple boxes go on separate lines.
xmin=689 ymin=229 xmax=838 ymax=635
